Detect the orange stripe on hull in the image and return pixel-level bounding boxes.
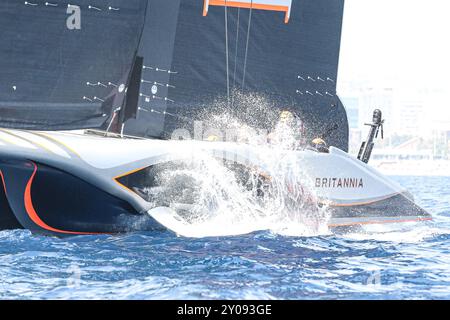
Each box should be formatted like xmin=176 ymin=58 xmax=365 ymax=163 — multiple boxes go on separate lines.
xmin=0 ymin=170 xmax=8 ymax=197
xmin=204 ymin=0 xmax=290 ymax=23
xmin=24 ymin=162 xmax=100 ymax=235
xmin=328 ymin=217 xmax=433 ymax=228
xmin=324 ymin=193 xmax=403 ymax=208
xmin=114 ymin=166 xmax=150 ymax=194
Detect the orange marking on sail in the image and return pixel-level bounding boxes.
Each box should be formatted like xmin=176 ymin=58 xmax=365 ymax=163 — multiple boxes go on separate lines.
xmin=204 ymin=0 xmax=291 ymax=23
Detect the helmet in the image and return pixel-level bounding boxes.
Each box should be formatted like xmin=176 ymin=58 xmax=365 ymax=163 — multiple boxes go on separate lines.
xmin=279 ymin=110 xmax=294 ymax=123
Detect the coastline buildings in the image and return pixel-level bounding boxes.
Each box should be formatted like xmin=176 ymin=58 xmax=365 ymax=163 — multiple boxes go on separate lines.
xmin=338 ymin=80 xmax=450 ymax=161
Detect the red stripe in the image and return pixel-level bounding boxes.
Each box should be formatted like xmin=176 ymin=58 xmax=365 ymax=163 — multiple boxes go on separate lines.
xmin=24 ymin=162 xmax=101 ymax=235
xmin=328 ymin=217 xmax=433 ymax=228
xmin=204 ymin=0 xmax=290 ymax=23
xmin=0 ymin=169 xmax=7 ymax=197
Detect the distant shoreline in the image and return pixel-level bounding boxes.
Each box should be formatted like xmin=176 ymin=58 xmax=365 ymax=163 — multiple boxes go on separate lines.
xmin=372 ymin=160 xmax=450 ymax=177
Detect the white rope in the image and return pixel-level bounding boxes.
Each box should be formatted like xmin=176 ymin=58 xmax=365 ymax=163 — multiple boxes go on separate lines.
xmin=224 ymin=1 xmax=230 ymax=108
xmin=242 ymin=0 xmax=253 ymax=90
xmin=231 ymin=7 xmax=240 ymax=108
xmin=105 ymin=109 xmax=119 ymax=134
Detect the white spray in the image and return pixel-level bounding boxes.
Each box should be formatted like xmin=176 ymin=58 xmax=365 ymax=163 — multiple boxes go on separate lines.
xmin=146 ymin=94 xmax=331 ymax=237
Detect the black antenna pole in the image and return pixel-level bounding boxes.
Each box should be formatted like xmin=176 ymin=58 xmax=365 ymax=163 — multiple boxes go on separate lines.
xmin=357 ymin=109 xmax=384 ymax=163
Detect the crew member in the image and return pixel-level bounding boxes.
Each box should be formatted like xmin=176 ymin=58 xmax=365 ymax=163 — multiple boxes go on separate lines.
xmin=311 ymin=137 xmax=329 ymax=153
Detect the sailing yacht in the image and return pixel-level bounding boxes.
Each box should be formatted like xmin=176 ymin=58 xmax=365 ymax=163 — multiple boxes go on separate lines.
xmin=0 ymin=0 xmax=431 ymax=236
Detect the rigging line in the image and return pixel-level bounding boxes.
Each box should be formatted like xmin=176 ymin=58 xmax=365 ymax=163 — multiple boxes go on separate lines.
xmin=242 ymin=0 xmax=253 ymax=90
xmin=231 ymin=7 xmax=240 ymax=108
xmin=224 ymin=1 xmax=230 ymax=108
xmin=105 ymin=108 xmax=120 ymax=135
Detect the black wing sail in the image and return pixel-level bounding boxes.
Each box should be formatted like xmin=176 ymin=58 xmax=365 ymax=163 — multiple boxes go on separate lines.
xmin=0 ymin=0 xmax=147 ymax=130
xmin=0 ymin=0 xmax=348 ymax=151
xmin=124 ymin=0 xmax=349 ymax=151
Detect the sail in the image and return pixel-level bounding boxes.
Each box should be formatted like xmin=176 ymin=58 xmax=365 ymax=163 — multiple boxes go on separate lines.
xmin=0 ymin=0 xmax=147 ymax=130
xmin=124 ymin=0 xmax=349 ymax=151
xmin=0 ymin=0 xmax=348 ymax=151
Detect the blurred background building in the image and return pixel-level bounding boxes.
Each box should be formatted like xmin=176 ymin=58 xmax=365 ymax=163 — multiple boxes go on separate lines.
xmin=337 ymin=0 xmax=450 ymax=174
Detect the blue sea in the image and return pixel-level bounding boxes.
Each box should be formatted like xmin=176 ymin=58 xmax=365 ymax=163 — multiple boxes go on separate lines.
xmin=0 ymin=175 xmax=449 ymax=300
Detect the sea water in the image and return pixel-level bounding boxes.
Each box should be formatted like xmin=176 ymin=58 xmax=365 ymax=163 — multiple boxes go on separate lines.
xmin=0 ymin=175 xmax=449 ymax=299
